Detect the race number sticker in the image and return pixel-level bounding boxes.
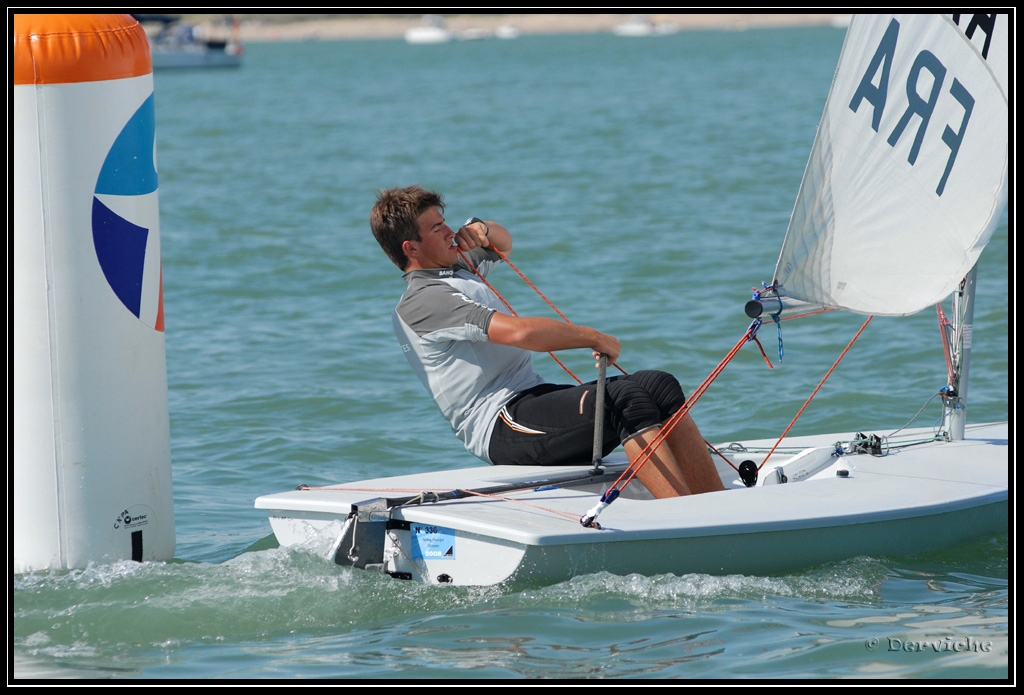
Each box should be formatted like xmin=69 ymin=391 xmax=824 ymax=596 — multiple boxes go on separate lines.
xmin=411 ymin=524 xmax=456 ymax=561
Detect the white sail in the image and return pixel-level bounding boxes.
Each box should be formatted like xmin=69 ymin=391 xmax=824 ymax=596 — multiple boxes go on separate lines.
xmin=773 ymin=14 xmax=1008 ymax=316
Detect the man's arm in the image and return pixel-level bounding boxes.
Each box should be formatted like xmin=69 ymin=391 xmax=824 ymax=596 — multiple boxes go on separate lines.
xmin=460 ymin=218 xmax=614 ymax=362
xmin=487 ymin=312 xmax=621 ymax=364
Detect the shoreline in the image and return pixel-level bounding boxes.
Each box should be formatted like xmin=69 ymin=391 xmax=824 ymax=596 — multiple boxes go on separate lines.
xmin=183 ymin=13 xmax=850 ymax=43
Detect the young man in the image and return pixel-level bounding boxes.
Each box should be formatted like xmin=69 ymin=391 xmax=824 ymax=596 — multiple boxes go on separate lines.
xmin=370 ymin=185 xmax=724 ymax=497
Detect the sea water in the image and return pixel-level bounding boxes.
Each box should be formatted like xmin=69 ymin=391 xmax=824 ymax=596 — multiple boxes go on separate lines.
xmin=13 ymin=25 xmax=1009 ymax=680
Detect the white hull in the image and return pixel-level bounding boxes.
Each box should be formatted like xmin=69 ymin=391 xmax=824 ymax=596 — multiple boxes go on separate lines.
xmin=613 ymin=23 xmax=679 ymax=37
xmin=255 ymin=422 xmax=1007 ymax=587
xmin=404 ymin=27 xmax=453 ymax=44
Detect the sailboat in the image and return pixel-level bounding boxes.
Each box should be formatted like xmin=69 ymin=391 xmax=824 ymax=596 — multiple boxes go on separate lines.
xmin=404 ymin=15 xmax=454 ymax=44
xmin=255 ymin=14 xmax=1008 ymax=587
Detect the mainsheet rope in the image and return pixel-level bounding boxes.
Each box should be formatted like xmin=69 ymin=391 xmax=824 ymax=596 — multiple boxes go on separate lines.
xmin=488 ymin=246 xmax=631 ymax=378
xmin=458 ymin=246 xmax=630 ymax=381
xmin=457 ymin=248 xmax=584 ymax=384
xmin=580 ymin=322 xmax=760 ymax=526
xmin=581 ymin=313 xmax=873 ymax=527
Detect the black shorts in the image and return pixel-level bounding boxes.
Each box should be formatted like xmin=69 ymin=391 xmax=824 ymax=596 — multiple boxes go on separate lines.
xmin=487 ymin=370 xmax=686 ymax=466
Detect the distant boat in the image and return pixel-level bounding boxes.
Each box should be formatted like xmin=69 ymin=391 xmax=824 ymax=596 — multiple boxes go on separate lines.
xmin=612 ymin=15 xmax=679 ymax=37
xmin=494 ymin=25 xmax=521 ymax=40
xmin=404 ymin=15 xmax=453 ymax=44
xmin=456 ymin=27 xmax=491 ymax=41
xmin=134 ymin=14 xmax=243 ymax=69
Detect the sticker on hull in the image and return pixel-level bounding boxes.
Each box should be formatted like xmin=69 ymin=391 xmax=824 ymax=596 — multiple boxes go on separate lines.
xmin=411 ymin=524 xmax=455 ymax=561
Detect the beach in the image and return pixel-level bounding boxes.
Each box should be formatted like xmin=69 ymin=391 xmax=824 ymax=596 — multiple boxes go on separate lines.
xmin=185 ymin=13 xmax=850 ymax=43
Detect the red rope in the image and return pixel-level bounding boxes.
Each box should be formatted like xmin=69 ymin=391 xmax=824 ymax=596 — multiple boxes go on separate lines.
xmin=491 ymin=247 xmax=573 ymax=325
xmin=781 ymin=307 xmax=836 ymax=321
xmin=752 ymin=334 xmax=774 ymax=368
xmin=706 ymin=439 xmax=741 ymax=473
xmin=612 ymin=312 xmax=871 ymax=488
xmin=487 ymin=248 xmax=630 ymax=378
xmin=457 ymin=248 xmax=583 ymax=383
xmin=481 ymin=246 xmax=629 ymax=376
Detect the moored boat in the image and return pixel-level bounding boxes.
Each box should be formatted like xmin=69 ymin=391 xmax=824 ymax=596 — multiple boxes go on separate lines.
xmin=134 ymin=14 xmax=242 ymax=69
xmin=404 ymin=15 xmax=454 ymax=44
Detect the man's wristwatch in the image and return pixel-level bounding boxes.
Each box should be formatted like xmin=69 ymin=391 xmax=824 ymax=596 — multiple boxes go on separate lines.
xmin=464 ymin=216 xmax=489 ymax=236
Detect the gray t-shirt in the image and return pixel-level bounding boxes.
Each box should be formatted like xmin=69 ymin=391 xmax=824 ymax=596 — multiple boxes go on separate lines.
xmin=393 ymin=247 xmax=544 ymax=462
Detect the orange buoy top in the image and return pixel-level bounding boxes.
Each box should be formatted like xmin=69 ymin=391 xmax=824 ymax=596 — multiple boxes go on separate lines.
xmin=13 ymin=14 xmax=151 ymax=85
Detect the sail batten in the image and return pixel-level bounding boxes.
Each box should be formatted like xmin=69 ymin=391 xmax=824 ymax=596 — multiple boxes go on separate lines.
xmin=774 ymin=14 xmax=1008 ymax=317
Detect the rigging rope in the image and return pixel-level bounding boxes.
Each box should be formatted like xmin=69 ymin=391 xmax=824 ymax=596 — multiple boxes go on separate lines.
xmin=936 ymin=302 xmax=956 ymax=388
xmin=756 ymin=315 xmax=873 ymax=471
xmin=458 ymin=246 xmax=629 ymax=381
xmin=582 ymin=311 xmax=874 ymax=526
xmin=488 ymin=246 xmax=629 ymax=377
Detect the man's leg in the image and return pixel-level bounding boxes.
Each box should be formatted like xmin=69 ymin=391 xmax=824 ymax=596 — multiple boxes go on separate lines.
xmin=622 ymin=413 xmax=724 ymax=498
xmin=624 ymin=428 xmax=692 ymax=498
xmin=612 ymin=371 xmax=724 ymax=497
xmin=664 ymin=412 xmax=725 ymax=493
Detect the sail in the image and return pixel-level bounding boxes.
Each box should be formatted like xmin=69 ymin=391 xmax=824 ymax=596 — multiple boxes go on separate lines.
xmin=773 ymin=14 xmax=1008 ymax=316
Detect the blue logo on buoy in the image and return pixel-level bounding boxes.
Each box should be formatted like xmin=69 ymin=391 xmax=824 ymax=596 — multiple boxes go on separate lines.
xmin=92 ymin=93 xmax=164 ymax=330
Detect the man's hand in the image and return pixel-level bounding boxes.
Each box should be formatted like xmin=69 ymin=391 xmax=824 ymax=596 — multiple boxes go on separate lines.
xmin=456 ymin=218 xmax=490 ymax=251
xmin=591 ymin=334 xmax=621 ymax=365
xmin=456 ymin=218 xmax=512 ymax=256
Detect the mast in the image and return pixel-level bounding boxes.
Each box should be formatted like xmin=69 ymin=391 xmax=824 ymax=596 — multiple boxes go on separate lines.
xmin=941 ymin=266 xmax=978 ymax=441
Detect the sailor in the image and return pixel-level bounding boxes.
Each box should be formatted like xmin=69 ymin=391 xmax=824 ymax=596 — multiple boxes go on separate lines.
xmin=370 ymin=185 xmax=724 ymax=498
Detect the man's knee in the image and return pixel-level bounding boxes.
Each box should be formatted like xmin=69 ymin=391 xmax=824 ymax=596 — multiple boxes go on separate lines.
xmin=605 ymin=379 xmax=663 ymax=442
xmin=625 ymin=370 xmax=685 ymax=418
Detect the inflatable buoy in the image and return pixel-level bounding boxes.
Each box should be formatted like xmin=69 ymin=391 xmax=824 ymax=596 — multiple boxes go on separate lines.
xmin=14 ymin=14 xmax=175 ymax=571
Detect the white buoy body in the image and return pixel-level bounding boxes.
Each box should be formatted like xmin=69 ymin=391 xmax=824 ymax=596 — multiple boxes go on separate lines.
xmin=14 ymin=14 xmax=175 ymax=572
